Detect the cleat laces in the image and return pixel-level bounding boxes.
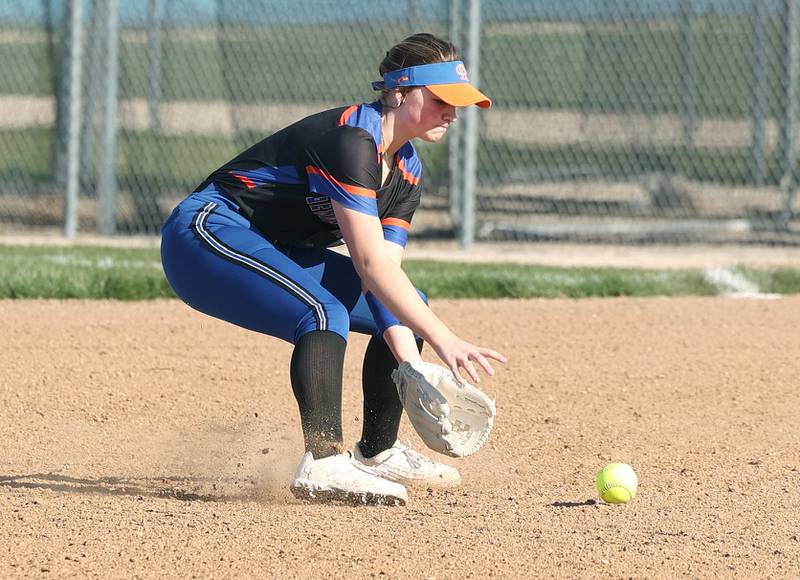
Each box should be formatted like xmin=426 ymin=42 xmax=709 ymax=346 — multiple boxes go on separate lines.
xmin=396 ymin=441 xmax=433 ymax=470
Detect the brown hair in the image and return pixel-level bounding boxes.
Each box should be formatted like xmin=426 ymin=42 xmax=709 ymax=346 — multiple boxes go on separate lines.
xmin=379 ymin=33 xmax=459 ymax=77
xmin=377 ymin=33 xmax=459 ymax=107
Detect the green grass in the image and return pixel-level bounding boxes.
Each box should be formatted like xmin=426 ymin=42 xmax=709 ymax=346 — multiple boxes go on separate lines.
xmin=0 ymin=127 xmax=239 ymax=192
xmin=738 ymin=266 xmax=800 ymax=295
xmin=2 ymin=14 xmax=794 ymax=191
xmin=1 ymin=16 xmax=787 ymax=117
xmin=484 ymin=16 xmax=785 ymax=117
xmin=477 ymin=141 xmax=784 ymax=186
xmin=1 ymin=125 xmax=790 ymax=195
xmin=0 ymin=246 xmax=172 ymax=299
xmin=0 ymin=126 xmax=452 ymax=193
xmin=2 ymin=245 xmax=799 ymax=301
xmin=405 ymin=260 xmax=719 ymax=298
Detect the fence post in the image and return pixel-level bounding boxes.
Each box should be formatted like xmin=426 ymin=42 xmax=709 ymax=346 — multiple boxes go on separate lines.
xmin=97 ymin=0 xmax=120 ymax=235
xmin=80 ymin=0 xmax=106 ymax=197
xmin=448 ymin=0 xmax=463 ymax=229
xmin=148 ymin=0 xmax=162 ymax=132
xmin=63 ymin=0 xmax=83 ymax=238
xmin=751 ymin=0 xmax=768 ymax=186
xmin=459 ymin=0 xmax=481 ymax=249
xmin=679 ymin=0 xmax=697 ymax=148
xmin=780 ymin=0 xmax=799 ymax=223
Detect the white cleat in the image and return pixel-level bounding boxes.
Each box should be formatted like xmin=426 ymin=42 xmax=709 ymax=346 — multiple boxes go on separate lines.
xmin=290 ymin=450 xmax=408 ymax=506
xmin=353 ymin=440 xmax=461 ymax=487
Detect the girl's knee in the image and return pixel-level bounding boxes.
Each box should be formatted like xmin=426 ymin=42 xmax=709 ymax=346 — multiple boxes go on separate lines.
xmin=295 ymin=300 xmax=350 ymax=343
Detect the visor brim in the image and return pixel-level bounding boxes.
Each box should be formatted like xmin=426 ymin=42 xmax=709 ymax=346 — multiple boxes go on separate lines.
xmin=427 ymin=83 xmax=492 ymax=109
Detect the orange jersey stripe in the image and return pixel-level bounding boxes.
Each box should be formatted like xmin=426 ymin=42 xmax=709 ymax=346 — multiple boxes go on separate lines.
xmin=397 ymin=158 xmax=421 ymax=186
xmin=229 ymin=171 xmax=256 ymax=189
xmin=381 ymin=217 xmax=411 ymax=230
xmin=338 ymin=105 xmax=358 ymax=127
xmin=306 ymin=165 xmax=377 ymax=199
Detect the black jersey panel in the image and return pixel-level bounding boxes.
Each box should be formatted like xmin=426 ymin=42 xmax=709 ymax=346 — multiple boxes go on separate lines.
xmin=304 ymin=125 xmax=382 ymax=217
xmin=192 ymin=102 xmax=423 ymax=249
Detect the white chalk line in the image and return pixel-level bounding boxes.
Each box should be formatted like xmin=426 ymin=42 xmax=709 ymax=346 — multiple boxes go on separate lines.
xmin=703 ymin=267 xmax=781 ymax=299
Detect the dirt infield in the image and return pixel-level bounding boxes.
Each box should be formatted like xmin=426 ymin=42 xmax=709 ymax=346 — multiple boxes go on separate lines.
xmin=6 ymin=235 xmax=800 ymax=270
xmin=2 ymin=298 xmax=799 ymax=578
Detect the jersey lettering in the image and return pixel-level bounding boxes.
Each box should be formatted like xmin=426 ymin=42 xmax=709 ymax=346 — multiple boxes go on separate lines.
xmin=305 ymin=196 xmax=337 ymax=224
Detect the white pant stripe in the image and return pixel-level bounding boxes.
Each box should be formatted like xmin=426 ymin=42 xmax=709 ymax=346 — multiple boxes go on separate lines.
xmin=193 ymin=202 xmax=328 ymax=331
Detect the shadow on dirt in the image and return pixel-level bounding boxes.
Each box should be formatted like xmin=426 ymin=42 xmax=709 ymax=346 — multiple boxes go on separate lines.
xmin=0 ymin=472 xmax=252 ymax=503
xmin=549 ymin=499 xmax=598 ymax=508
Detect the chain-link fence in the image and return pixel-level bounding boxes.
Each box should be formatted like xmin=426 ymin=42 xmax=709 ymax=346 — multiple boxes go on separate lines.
xmin=2 ymin=0 xmax=800 ymax=245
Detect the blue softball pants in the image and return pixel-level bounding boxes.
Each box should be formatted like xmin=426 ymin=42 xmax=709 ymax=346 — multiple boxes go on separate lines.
xmin=160 ymin=185 xmax=419 ymax=344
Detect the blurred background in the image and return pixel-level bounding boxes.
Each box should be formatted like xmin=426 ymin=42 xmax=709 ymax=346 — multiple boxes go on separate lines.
xmin=2 ymin=0 xmax=800 ymax=246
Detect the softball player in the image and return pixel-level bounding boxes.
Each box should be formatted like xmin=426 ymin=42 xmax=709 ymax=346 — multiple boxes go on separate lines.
xmin=161 ymin=33 xmax=506 ymax=505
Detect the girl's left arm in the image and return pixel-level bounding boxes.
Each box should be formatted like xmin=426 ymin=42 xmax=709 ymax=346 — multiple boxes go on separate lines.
xmin=377 ymin=241 xmax=424 ymax=364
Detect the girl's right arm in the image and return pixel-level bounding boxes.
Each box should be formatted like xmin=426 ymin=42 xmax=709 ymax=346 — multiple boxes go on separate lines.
xmin=332 ymin=201 xmax=506 ymax=382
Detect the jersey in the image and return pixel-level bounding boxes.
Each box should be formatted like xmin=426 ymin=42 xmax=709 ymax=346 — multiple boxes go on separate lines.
xmin=194 ymin=100 xmax=423 ymax=249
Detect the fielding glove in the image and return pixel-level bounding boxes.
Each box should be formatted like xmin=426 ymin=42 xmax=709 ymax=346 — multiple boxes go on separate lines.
xmin=391 ymin=361 xmax=496 ymax=458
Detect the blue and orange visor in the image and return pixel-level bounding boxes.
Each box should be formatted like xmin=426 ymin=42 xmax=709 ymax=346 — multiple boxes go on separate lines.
xmin=372 ymin=60 xmax=492 ymax=109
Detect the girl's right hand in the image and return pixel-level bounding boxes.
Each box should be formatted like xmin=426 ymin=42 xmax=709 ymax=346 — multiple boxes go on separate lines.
xmin=431 ymin=331 xmax=507 ymax=384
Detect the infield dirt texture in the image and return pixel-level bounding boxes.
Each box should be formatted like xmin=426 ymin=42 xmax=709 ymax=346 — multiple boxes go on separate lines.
xmin=2 ymin=297 xmax=799 ymax=578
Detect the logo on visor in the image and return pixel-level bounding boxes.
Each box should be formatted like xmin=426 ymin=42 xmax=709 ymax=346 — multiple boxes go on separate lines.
xmin=456 ymin=63 xmax=469 ymax=82
xmin=399 ymin=76 xmax=409 ymax=82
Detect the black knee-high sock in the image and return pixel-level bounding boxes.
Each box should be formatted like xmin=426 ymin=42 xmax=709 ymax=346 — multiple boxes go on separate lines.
xmin=290 ymin=331 xmax=347 ymax=459
xmin=358 ymin=335 xmax=424 ymax=458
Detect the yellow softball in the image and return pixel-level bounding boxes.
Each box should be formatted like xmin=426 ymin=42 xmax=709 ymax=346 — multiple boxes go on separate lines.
xmin=596 ymin=463 xmax=638 ymax=504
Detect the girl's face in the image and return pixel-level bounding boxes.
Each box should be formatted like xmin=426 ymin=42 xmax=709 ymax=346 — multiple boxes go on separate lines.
xmin=396 ymin=87 xmax=458 ymax=143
